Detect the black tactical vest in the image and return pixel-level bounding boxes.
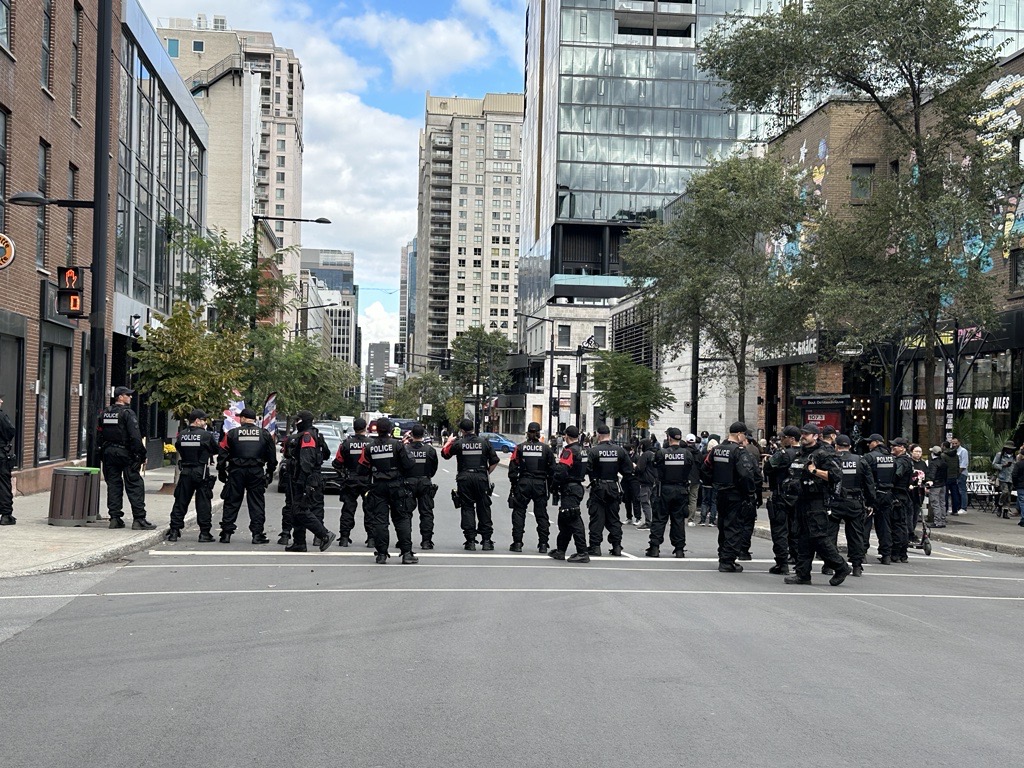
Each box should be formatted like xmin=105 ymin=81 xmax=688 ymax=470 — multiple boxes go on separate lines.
xmin=367 ymin=437 xmax=402 ymax=481
xmin=455 ymin=438 xmax=490 ymax=473
xmin=557 ymin=442 xmax=587 ymax=484
xmin=405 ymin=443 xmax=432 ymax=478
xmin=177 ymin=426 xmax=217 ymax=466
xmin=711 ymin=443 xmax=738 ymax=488
xmin=99 ymin=406 xmax=127 ymax=446
xmin=659 ymin=445 xmax=692 ymax=485
xmin=516 ymin=440 xmax=550 ymax=478
xmin=340 ymin=435 xmax=372 ymax=476
xmin=838 ymin=454 xmax=862 ymax=493
xmin=229 ymin=425 xmax=265 ymax=464
xmin=873 ymin=452 xmax=895 ymax=489
xmin=590 ymin=443 xmax=623 ymax=480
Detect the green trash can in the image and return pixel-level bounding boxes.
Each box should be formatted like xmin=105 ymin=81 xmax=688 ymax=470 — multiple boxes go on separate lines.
xmin=48 ymin=468 xmax=93 ymax=526
xmin=84 ymin=467 xmax=102 ymax=522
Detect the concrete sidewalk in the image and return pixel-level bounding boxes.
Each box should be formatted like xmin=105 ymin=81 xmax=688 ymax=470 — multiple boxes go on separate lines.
xmin=0 ymin=466 xmax=219 ymax=579
xmin=752 ymin=503 xmax=1024 ymax=557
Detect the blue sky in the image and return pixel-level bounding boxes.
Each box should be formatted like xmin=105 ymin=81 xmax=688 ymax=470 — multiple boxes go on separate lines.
xmin=139 ymin=0 xmax=528 ymax=356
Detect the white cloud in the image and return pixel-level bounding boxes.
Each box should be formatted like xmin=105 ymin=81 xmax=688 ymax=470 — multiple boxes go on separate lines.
xmin=339 ymin=12 xmax=489 ymax=89
xmin=359 ymin=301 xmax=400 ymax=366
xmin=455 ymin=0 xmax=528 ymax=72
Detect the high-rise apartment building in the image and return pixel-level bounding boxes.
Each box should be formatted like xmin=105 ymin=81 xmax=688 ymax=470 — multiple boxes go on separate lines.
xmin=298 ymin=249 xmax=360 ymax=369
xmin=300 ymin=248 xmax=354 ymax=292
xmin=413 ymin=93 xmax=526 ymax=366
xmin=156 ymin=14 xmax=305 ymax=287
xmin=367 ymin=342 xmax=391 ymax=381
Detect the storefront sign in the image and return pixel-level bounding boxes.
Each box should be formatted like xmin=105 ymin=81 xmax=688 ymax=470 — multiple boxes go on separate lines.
xmin=0 ymin=232 xmax=14 ymax=270
xmin=755 ymin=334 xmax=819 ymax=367
xmin=795 ymin=394 xmax=851 ymax=408
xmin=903 ymin=394 xmax=1009 ymax=411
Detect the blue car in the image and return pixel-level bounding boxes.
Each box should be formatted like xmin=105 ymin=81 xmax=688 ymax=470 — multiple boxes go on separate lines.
xmin=480 ymin=431 xmax=516 ymax=453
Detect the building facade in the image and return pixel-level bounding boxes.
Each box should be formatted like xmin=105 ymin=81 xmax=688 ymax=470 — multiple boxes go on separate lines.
xmin=300 ymin=248 xmax=354 ymax=292
xmin=367 ymin=341 xmax=391 ymax=381
xmin=413 ymin=93 xmax=525 ymax=366
xmin=0 ymin=0 xmax=207 ymax=492
xmin=399 ymin=237 xmax=416 ymax=369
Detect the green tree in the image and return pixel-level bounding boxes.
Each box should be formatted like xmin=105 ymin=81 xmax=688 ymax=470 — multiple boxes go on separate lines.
xmin=622 ymin=154 xmax=809 ymax=420
xmin=701 ymin=0 xmax=1024 ymax=440
xmin=449 ymin=326 xmax=514 ymax=399
xmin=130 ymin=302 xmax=249 ymax=421
xmin=384 ymin=372 xmax=451 ymax=426
xmin=592 ymin=350 xmax=676 ymax=432
xmin=444 ymin=395 xmax=466 ymax=429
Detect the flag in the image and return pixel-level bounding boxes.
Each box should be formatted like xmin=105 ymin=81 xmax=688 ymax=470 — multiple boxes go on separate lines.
xmin=222 ymin=390 xmax=244 ymax=432
xmin=262 ymin=392 xmax=278 ymax=436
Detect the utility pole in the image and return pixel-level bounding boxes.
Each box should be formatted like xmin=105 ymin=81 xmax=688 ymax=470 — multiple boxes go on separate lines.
xmin=475 ymin=337 xmax=482 ymax=433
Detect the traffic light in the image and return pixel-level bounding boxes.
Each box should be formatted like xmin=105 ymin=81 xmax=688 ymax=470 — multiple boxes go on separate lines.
xmin=440 ymin=349 xmax=453 ymax=372
xmin=56 ymin=266 xmax=85 ymax=317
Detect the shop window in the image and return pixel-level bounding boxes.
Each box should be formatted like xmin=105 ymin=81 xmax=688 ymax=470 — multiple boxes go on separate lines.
xmin=37 ymin=345 xmax=70 ymax=462
xmin=1012 ymin=249 xmax=1024 ymax=292
xmin=851 ymin=163 xmax=875 ymax=201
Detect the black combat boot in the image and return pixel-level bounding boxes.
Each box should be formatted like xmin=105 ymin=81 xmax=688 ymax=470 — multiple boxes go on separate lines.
xmin=672 ymin=548 xmax=685 ymax=558
xmin=285 ymin=542 xmax=308 ymax=552
xmin=538 ymin=542 xmax=549 ymax=554
xmin=0 ymin=514 xmax=17 ymax=525
xmin=567 ymin=552 xmax=590 ymax=563
xmin=588 ymin=546 xmax=602 ymax=557
xmin=851 ymin=564 xmax=863 ymax=577
xmin=768 ymin=562 xmax=790 ymax=575
xmin=784 ymin=574 xmax=812 ymax=585
xmin=719 ymin=562 xmax=743 ymax=573
xmin=464 ymin=540 xmax=477 ymax=551
xmin=319 ymin=532 xmax=337 ymax=551
xmin=277 ymin=532 xmax=290 ymax=546
xmin=509 ymin=541 xmax=523 ymax=552
xmin=198 ymin=531 xmax=215 ymax=543
xmin=108 ymin=517 xmax=125 ymax=529
xmin=645 ymin=546 xmax=660 ymax=558
xmin=481 ymin=540 xmax=495 ymax=551
xmin=252 ymin=533 xmax=270 ymax=544
xmin=420 ymin=539 xmax=433 ymax=550
xmin=547 ymin=549 xmax=566 ymax=560
xmin=219 ymin=531 xmax=231 ymax=543
xmin=829 ymin=564 xmax=852 ymax=586
xmin=165 ymin=528 xmax=180 ymax=542
xmin=610 ymin=544 xmax=623 ymax=556
xmin=374 ymin=552 xmax=389 ymax=564
xmin=401 ymin=552 xmax=419 ymax=564
xmin=132 ymin=519 xmax=156 ymax=530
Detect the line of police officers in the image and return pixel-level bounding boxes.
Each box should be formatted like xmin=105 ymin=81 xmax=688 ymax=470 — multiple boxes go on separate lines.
xmin=98 ymin=386 xmax=914 ymax=580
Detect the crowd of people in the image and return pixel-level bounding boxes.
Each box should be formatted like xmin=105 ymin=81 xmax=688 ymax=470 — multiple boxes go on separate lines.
xmin=43 ymin=385 xmax=1022 ymax=576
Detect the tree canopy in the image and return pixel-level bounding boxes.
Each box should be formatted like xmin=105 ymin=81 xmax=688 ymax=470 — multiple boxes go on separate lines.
xmin=449 ymin=326 xmax=514 ymax=399
xmin=592 ymin=350 xmax=676 ymax=430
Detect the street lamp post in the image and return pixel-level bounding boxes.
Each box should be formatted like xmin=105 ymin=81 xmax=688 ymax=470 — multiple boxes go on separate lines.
xmin=249 ymin=213 xmax=331 ymax=330
xmin=292 ymin=301 xmax=337 ymax=339
xmin=518 ymin=311 xmax=557 ymax=442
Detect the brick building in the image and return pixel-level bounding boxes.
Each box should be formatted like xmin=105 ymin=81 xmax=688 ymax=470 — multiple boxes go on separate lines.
xmin=0 ymin=1 xmax=207 ymax=493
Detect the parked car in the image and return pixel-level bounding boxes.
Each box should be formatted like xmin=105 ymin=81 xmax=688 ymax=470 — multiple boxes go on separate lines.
xmin=313 ymin=422 xmax=342 ymax=439
xmin=480 ymin=431 xmax=516 ymax=453
xmin=276 ymin=432 xmax=343 ymax=494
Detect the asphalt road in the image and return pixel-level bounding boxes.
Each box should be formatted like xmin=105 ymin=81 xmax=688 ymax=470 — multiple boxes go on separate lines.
xmin=1 ymin=463 xmax=1022 ymax=768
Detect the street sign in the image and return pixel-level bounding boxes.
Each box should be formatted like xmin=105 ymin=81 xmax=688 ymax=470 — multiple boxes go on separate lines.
xmin=419 ymin=403 xmax=433 ymax=417
xmin=0 ymin=232 xmax=14 ymax=270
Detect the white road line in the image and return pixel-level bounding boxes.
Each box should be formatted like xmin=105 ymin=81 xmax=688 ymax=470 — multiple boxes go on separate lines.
xmin=620 ymin=551 xmax=638 ymax=559
xmin=120 ymin=563 xmax=1024 ymax=582
xmin=1 ymin=589 xmax=1021 ymax=601
xmin=145 ymin=550 xmax=781 ymax=563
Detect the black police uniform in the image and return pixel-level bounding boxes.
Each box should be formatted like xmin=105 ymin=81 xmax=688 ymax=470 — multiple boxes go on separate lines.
xmin=865 ymin=446 xmax=896 ymax=560
xmin=788 ymin=441 xmax=849 ymax=581
xmin=169 ymin=424 xmax=219 ymax=536
xmin=97 ymin=402 xmax=148 ymax=521
xmin=648 ymin=443 xmax=693 ymax=555
xmin=287 ymin=427 xmax=332 ymax=546
xmin=361 ymin=434 xmax=415 ymax=559
xmin=831 ymin=451 xmax=874 ymax=569
xmin=442 ymin=433 xmax=500 ymax=547
xmin=0 ymin=406 xmax=15 ymax=523
xmin=766 ymin=443 xmax=799 ymax=568
xmin=334 ymin=432 xmax=373 ymax=545
xmin=405 ymin=439 xmax=439 ymax=546
xmin=218 ymin=422 xmax=277 ymax=537
xmin=508 ymin=437 xmax=555 ymax=551
xmin=703 ymin=440 xmax=759 ymax=568
xmin=553 ymin=440 xmax=589 ymax=557
xmin=891 ymin=452 xmax=914 ymax=561
xmin=586 ymin=440 xmax=634 ymax=555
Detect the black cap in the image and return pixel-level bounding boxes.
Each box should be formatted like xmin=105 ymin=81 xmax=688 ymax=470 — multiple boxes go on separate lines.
xmin=597 ymin=424 xmax=610 ymax=435
xmin=700 ymin=430 xmax=709 ymax=438
xmin=822 ymin=425 xmax=837 ymax=436
xmin=376 ymin=417 xmax=393 ymax=436
xmin=114 ymin=386 xmax=135 ymax=398
xmin=188 ymin=408 xmax=208 ymax=422
xmin=666 ymin=427 xmax=682 ymax=439
xmin=867 ymin=433 xmax=885 ymax=444
xmin=836 ymin=434 xmax=852 ymax=447
xmin=411 ymin=424 xmax=425 ymax=438
xmin=239 ymin=407 xmax=258 ymax=420
xmin=782 ymin=425 xmax=801 ymax=438
xmin=295 ymin=410 xmax=314 ymax=427
xmin=800 ymin=423 xmax=820 ymax=436
xmin=527 ymin=422 xmax=541 ymax=433
xmin=458 ymin=418 xmax=474 ymax=432
xmin=564 ymin=425 xmax=580 ymax=438
xmin=890 ymin=437 xmax=909 ymax=447
xmin=353 ymin=417 xmax=367 ymax=431
xmin=729 ymin=421 xmax=747 ymax=434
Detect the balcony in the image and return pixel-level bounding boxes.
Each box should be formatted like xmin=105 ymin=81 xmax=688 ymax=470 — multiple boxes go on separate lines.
xmin=432 ymin=151 xmax=452 ymax=161
xmin=431 ymin=175 xmax=452 ymax=187
xmin=431 ymin=134 xmax=452 ymax=147
xmin=431 ymin=189 xmax=452 ymax=199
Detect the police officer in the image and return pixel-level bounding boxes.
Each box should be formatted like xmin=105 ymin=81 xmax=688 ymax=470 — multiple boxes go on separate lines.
xmin=405 ymin=424 xmax=439 ymax=549
xmin=586 ymin=424 xmax=633 ymax=557
xmin=277 ymin=426 xmax=296 ymax=546
xmin=864 ymin=433 xmax=896 ymax=564
xmin=332 ymin=417 xmax=373 ymax=548
xmin=97 ymin=386 xmax=153 ymax=529
xmin=167 ymin=409 xmax=218 ymax=542
xmin=508 ymin=422 xmax=555 ymax=553
xmin=548 ymin=425 xmax=590 ymax=563
xmin=442 ymin=418 xmax=500 ymax=550
xmin=361 ymin=417 xmax=416 ymax=564
xmin=646 ymin=427 xmax=693 ymax=558
xmin=831 ymin=434 xmax=873 ymax=577
xmin=0 ymin=393 xmax=16 ymax=526
xmin=783 ymin=424 xmax=852 ymax=586
xmin=890 ymin=437 xmax=914 ymax=563
xmin=284 ymin=410 xmax=336 ymax=552
xmin=765 ymin=425 xmax=801 ymax=574
xmin=217 ymin=407 xmax=277 ymax=543
xmin=702 ymin=421 xmax=760 ymax=572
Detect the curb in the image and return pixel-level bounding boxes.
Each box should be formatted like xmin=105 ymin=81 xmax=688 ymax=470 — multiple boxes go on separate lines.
xmin=2 ymin=501 xmax=224 ymax=579
xmin=751 ymin=520 xmax=1024 ymax=558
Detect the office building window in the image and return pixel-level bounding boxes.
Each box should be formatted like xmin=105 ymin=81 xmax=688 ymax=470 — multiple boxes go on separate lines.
xmin=275 ymin=204 xmax=284 ymax=215
xmin=71 ymin=5 xmax=83 ymax=115
xmin=557 ymin=325 xmax=571 ymax=347
xmin=276 ymin=172 xmax=285 ymax=183
xmin=593 ymin=326 xmax=606 ymax=348
xmin=192 ymin=40 xmax=204 ymax=53
xmin=166 ymin=38 xmax=179 ymax=57
xmin=275 ymin=188 xmax=285 ymax=200
xmin=276 ymin=139 xmax=286 ymax=151
xmin=0 ymin=0 xmax=10 ymax=50
xmin=277 ymin=123 xmax=286 ymax=135
xmin=36 ymin=142 xmax=49 ymax=269
xmin=276 ymin=156 xmax=286 ymax=167
xmin=41 ymin=0 xmax=53 ymax=88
